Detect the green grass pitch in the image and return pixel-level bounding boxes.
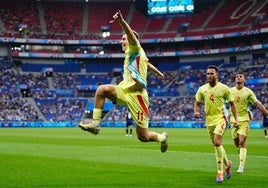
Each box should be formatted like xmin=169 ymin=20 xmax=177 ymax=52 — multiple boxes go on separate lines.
xmin=0 ymin=127 xmax=267 ymax=188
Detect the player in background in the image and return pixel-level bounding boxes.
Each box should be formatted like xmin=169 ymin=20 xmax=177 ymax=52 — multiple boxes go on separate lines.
xmin=194 ymin=65 xmax=238 ymax=183
xmin=263 ymin=107 xmax=268 ymax=138
xmin=229 ymin=73 xmax=268 ymax=173
xmin=125 ymin=111 xmax=133 ymax=137
xmin=78 ymin=10 xmax=168 ymax=153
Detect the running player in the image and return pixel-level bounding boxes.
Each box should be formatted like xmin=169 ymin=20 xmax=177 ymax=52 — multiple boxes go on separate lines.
xmin=229 ymin=73 xmax=268 ymax=173
xmin=194 ymin=65 xmax=238 ymax=183
xmin=263 ymin=110 xmax=268 ymax=138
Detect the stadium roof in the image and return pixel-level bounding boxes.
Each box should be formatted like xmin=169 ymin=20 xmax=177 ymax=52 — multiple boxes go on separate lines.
xmin=37 ymin=0 xmax=134 ymax=2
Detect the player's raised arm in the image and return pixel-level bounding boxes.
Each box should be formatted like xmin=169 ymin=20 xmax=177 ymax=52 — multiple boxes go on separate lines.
xmin=109 ymin=10 xmax=138 ymax=46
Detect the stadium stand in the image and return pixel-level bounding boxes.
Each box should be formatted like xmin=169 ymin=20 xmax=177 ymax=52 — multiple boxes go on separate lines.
xmin=42 ymin=1 xmax=83 ymax=36
xmin=1 ymin=0 xmax=268 ymax=39
xmin=0 ymin=0 xmax=267 ymax=128
xmin=87 ymin=2 xmax=131 ymax=34
xmin=1 ymin=55 xmax=267 ymax=125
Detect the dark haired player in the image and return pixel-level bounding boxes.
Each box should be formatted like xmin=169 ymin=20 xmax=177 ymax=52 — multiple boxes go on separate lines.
xmin=194 ymin=65 xmax=238 ymax=183
xmin=125 ymin=111 xmax=133 ymax=137
xmin=229 ymin=73 xmax=268 ymax=173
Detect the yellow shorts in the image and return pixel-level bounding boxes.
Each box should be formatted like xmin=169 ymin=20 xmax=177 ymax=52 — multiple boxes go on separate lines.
xmin=206 ymin=119 xmax=227 ymax=141
xmin=230 ymin=121 xmax=249 ymax=139
xmin=115 ymin=86 xmax=149 ymax=128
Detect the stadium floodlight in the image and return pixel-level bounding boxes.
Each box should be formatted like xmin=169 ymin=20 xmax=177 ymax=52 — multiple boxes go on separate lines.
xmin=100 ymin=25 xmax=110 ymax=38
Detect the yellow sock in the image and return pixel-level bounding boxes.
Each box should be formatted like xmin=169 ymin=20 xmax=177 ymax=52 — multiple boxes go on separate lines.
xmin=215 ymin=146 xmax=224 ymax=173
xmin=239 ymin=148 xmax=247 ymax=165
xmin=221 ymin=146 xmax=228 ymax=166
xmin=156 ymin=133 xmax=164 ymax=142
xmin=93 ymin=108 xmax=102 ymax=124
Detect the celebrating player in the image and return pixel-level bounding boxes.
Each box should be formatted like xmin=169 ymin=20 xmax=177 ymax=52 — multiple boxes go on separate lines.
xmin=78 ymin=10 xmax=168 ymax=153
xmin=194 ymin=65 xmax=238 ymax=183
xmin=229 ymin=73 xmax=268 ymax=173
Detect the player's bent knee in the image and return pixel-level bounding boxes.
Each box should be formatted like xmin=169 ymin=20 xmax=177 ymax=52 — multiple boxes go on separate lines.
xmin=137 ymin=134 xmax=149 ymax=142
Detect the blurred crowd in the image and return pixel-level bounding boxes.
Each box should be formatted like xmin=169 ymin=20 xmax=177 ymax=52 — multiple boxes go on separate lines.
xmin=1 ymin=57 xmax=268 ymax=123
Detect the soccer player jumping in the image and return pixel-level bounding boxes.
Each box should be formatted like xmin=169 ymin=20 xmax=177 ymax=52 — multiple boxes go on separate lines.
xmin=78 ymin=10 xmax=168 ymax=153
